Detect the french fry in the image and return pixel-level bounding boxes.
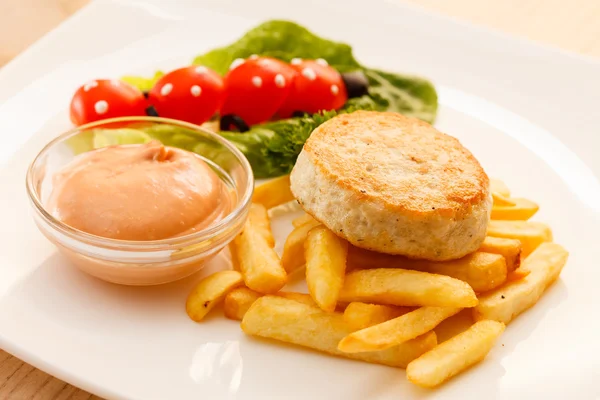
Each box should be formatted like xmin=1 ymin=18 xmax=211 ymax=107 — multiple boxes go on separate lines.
xmin=491 ymin=192 xmax=516 ymax=206
xmin=228 ymin=202 xmax=276 ymax=272
xmin=241 ymin=296 xmax=437 ymax=368
xmin=473 ymin=243 xmax=568 ymax=324
xmin=491 ymin=198 xmax=539 ymax=220
xmin=223 ymin=289 xmax=325 ymax=321
xmin=233 ymin=220 xmax=287 ymax=294
xmin=223 ymin=287 xmax=262 ymax=321
xmin=478 ymin=236 xmax=522 ymax=272
xmin=346 ymin=245 xmax=401 ymax=270
xmin=348 ymin=247 xmax=507 ymax=293
xmin=186 ymin=271 xmax=244 ymax=322
xmin=343 ymin=302 xmax=411 ymax=331
xmin=339 ymin=307 xmax=461 ymax=353
xmin=506 ymin=268 xmax=530 ymax=282
xmin=252 ymin=175 xmax=295 ymax=209
xmin=228 ymin=242 xmax=240 ymax=271
xmin=338 ymin=268 xmax=478 ymax=308
xmin=490 ymin=179 xmax=510 ymax=197
xmin=305 ymin=227 xmax=348 ymax=311
xmin=433 ymin=309 xmax=475 ymax=343
xmin=487 ymin=220 xmax=553 ymax=257
xmin=276 ymin=291 xmax=318 ymax=308
xmin=277 ymin=292 xmax=347 ymax=312
xmin=406 ymin=320 xmax=505 ymax=388
xmin=403 ymin=253 xmax=507 ymax=293
xmin=292 ymin=213 xmax=316 ymax=228
xmin=248 ymin=203 xmax=275 ymax=247
xmin=281 ymin=219 xmax=322 ymax=273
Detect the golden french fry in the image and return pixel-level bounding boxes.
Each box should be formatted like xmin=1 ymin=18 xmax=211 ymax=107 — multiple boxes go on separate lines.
xmin=487 ymin=220 xmax=553 ymax=257
xmin=338 ymin=268 xmax=478 ymax=308
xmin=404 ymin=253 xmax=507 ymax=293
xmin=433 ymin=309 xmax=475 ymax=343
xmin=343 ymin=302 xmax=411 ymax=331
xmin=223 ymin=287 xmax=262 ymax=321
xmin=492 ymin=192 xmax=516 ymax=206
xmin=228 ymin=242 xmax=240 ymax=271
xmin=478 ymin=236 xmax=522 ymax=272
xmin=491 ymin=198 xmax=539 ymax=221
xmin=490 ymin=179 xmax=510 ymax=197
xmin=233 ymin=220 xmax=287 ymax=294
xmin=292 ymin=213 xmax=316 ymax=228
xmin=252 ymin=175 xmax=295 ymax=209
xmin=348 ymin=248 xmax=507 ymax=293
xmin=506 ymin=268 xmax=530 ymax=282
xmin=276 ymin=291 xmax=318 ymax=308
xmin=305 ymin=227 xmax=348 ymax=312
xmin=248 ymin=203 xmax=275 ymax=247
xmin=281 ymin=219 xmax=322 ymax=273
xmin=473 ymin=243 xmax=568 ymax=324
xmin=186 ymin=270 xmax=244 ymax=322
xmin=277 ymin=291 xmax=347 ymax=312
xmin=241 ymin=296 xmax=437 ymax=368
xmin=346 ymin=245 xmax=400 ymax=270
xmin=407 ymin=320 xmax=505 ymax=388
xmin=339 ymin=307 xmax=461 ymax=353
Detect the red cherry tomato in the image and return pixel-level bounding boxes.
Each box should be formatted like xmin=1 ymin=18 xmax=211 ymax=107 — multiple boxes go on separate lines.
xmin=149 ymin=66 xmax=225 ymax=125
xmin=221 ymin=57 xmax=297 ymax=126
xmin=277 ymin=59 xmax=348 ymax=118
xmin=69 ymin=79 xmax=147 ymax=126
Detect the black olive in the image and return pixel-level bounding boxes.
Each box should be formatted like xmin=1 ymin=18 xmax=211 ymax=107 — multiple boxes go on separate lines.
xmin=145 ymin=105 xmax=159 ymax=117
xmin=220 ymin=114 xmax=250 ymax=132
xmin=142 ymin=91 xmax=150 ymax=99
xmin=291 ymin=110 xmax=309 ymax=118
xmin=341 ymin=71 xmax=369 ymax=98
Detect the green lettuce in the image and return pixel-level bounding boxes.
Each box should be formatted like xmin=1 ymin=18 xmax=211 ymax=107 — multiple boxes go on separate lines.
xmin=365 ymin=69 xmax=438 ymax=123
xmin=121 ymin=71 xmax=164 ymax=92
xmin=192 ymin=20 xmax=360 ymax=75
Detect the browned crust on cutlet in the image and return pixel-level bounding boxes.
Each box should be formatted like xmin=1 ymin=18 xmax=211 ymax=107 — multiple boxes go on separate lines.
xmin=302 ymin=111 xmax=489 ymax=218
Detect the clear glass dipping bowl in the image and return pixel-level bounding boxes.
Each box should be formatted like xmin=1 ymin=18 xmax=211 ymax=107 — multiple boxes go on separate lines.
xmin=26 ymin=117 xmax=253 ymax=285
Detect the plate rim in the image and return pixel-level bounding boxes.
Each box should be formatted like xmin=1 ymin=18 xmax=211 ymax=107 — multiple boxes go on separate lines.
xmin=0 ymin=1 xmax=599 ymax=399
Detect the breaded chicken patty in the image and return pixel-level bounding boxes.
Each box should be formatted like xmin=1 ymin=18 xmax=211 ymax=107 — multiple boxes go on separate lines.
xmin=290 ymin=111 xmax=491 ymax=261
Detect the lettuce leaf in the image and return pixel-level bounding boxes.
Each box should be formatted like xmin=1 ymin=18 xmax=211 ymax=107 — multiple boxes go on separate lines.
xmin=192 ymin=20 xmax=360 ymax=75
xmin=121 ymin=71 xmax=164 ymax=92
xmin=365 ymin=69 xmax=437 ymax=123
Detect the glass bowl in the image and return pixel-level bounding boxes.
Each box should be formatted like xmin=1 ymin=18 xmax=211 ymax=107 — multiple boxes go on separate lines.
xmin=26 ymin=117 xmax=253 ymax=285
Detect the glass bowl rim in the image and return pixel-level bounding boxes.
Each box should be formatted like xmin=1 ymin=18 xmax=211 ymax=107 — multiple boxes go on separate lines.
xmin=25 ymin=116 xmax=254 ymax=251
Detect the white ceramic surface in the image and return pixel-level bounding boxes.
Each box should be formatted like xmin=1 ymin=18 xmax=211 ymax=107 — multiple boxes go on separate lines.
xmin=1 ymin=0 xmax=599 ymax=399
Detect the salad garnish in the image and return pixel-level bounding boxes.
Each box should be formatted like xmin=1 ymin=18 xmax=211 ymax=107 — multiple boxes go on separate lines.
xmin=70 ymin=20 xmax=438 ymax=178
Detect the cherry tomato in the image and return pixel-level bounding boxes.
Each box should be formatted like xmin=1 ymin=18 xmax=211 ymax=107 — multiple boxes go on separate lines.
xmin=69 ymin=79 xmax=147 ymax=126
xmin=149 ymin=66 xmax=225 ymax=125
xmin=221 ymin=57 xmax=297 ymax=126
xmin=277 ymin=58 xmax=348 ymax=118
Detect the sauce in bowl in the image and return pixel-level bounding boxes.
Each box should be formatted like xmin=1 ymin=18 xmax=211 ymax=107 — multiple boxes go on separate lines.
xmin=47 ymin=140 xmax=233 ymax=241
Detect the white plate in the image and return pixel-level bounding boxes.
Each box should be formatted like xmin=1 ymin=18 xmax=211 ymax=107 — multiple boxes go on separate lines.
xmin=1 ymin=0 xmax=600 ymax=399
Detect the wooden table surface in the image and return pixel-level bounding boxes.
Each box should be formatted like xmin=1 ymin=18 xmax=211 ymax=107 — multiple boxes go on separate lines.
xmin=1 ymin=0 xmax=599 ymax=398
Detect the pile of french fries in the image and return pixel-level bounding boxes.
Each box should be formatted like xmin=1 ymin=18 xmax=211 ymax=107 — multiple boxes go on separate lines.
xmin=186 ymin=176 xmax=569 ymax=389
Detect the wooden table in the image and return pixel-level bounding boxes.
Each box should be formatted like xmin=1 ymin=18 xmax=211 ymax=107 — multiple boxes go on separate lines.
xmin=1 ymin=0 xmax=598 ymax=398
